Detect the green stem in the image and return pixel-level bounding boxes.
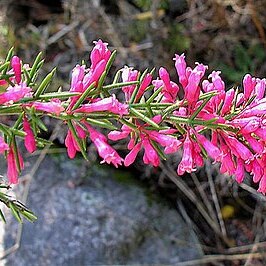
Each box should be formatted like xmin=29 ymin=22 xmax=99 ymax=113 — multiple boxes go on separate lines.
xmin=119 ymin=118 xmax=138 ymax=131
xmin=130 ymin=103 xmax=171 ymax=108
xmin=162 ymin=101 xmax=181 ymax=119
xmin=168 ymin=115 xmax=237 ymax=131
xmin=67 ymin=119 xmax=88 ymax=160
xmin=34 ymin=68 xmax=56 ymax=98
xmin=3 ymin=47 xmax=14 ymax=74
xmin=11 ymin=136 xmax=22 ymax=173
xmin=103 ymin=81 xmax=139 ymax=90
xmin=0 ymin=62 xmax=10 ymax=72
xmin=130 ymin=107 xmax=160 ymax=129
xmin=0 ymin=123 xmax=11 ymax=136
xmin=190 ymin=93 xmax=216 ymax=120
xmin=146 ymin=86 xmax=163 ymax=104
xmin=0 ymin=123 xmax=25 ymax=137
xmin=71 ymin=82 xmax=96 ymax=110
xmin=129 ymin=69 xmax=148 ymax=104
xmin=28 ymin=52 xmax=43 ymax=86
xmin=39 ymin=92 xmax=80 ymax=100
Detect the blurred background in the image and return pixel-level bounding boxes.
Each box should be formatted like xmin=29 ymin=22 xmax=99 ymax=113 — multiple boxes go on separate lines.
xmin=0 ymin=0 xmax=266 ymax=265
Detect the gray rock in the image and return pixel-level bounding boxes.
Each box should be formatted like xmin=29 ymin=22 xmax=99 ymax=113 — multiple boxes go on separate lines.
xmin=3 ymin=154 xmax=202 ymax=265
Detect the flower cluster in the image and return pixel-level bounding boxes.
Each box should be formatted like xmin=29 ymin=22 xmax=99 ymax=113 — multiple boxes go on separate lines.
xmin=114 ymin=59 xmax=266 ymax=193
xmin=1 ymin=40 xmax=266 ymax=194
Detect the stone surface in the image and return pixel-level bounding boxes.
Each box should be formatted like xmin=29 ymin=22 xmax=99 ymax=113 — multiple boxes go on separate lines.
xmin=3 ymin=154 xmax=202 ymax=265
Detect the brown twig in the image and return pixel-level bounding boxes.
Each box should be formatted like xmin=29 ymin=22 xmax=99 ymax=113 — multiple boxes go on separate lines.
xmin=177 ymin=252 xmax=265 ymax=266
xmin=248 ymin=0 xmax=266 ymax=49
xmin=190 ymin=172 xmax=217 ymax=222
xmin=206 ymin=159 xmax=227 ymax=239
xmin=160 ymin=163 xmax=233 ymax=247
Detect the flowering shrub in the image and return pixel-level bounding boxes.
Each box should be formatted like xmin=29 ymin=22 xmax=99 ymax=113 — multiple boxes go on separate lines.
xmin=0 ymin=40 xmax=266 ymax=221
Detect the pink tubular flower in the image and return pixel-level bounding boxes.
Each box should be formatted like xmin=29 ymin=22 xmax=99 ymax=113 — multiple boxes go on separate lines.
xmin=258 ymin=175 xmax=266 ymax=195
xmin=174 ymin=53 xmax=187 ymax=87
xmin=135 ymin=73 xmax=152 ymax=102
xmin=236 ymin=92 xmax=245 ymax=107
xmin=109 ymin=114 xmax=182 ymax=167
xmin=239 ymin=99 xmax=266 ymax=118
xmin=76 ymin=124 xmax=87 ymax=139
xmin=192 ymin=141 xmax=204 ymax=167
xmin=75 ymin=95 xmax=129 ymax=116
xmin=243 ymin=133 xmax=264 ymax=154
xmin=83 ymin=59 xmax=106 ymax=89
xmin=148 ymin=130 xmax=182 ymax=154
xmin=121 ymin=66 xmax=139 ymax=102
xmin=65 ymin=122 xmax=87 ymax=159
xmin=0 ymin=83 xmax=32 ymax=104
xmin=202 ymin=79 xmax=214 ymax=93
xmin=0 ymin=80 xmax=7 ymax=86
xmin=7 ymin=146 xmax=24 ymax=184
xmin=184 ymin=63 xmax=207 ymax=104
xmin=254 ymin=78 xmax=266 ymax=101
xmin=68 ymin=65 xmax=85 ymax=110
xmin=209 ymin=71 xmax=225 ymax=92
xmin=142 ymin=137 xmax=160 ymax=167
xmin=124 ymin=134 xmax=161 ymax=167
xmin=196 ymin=133 xmax=222 ymax=162
xmin=11 ymin=56 xmax=22 ymax=84
xmin=33 ymin=99 xmax=64 ymax=115
xmin=23 ymin=117 xmax=36 ymax=153
xmin=241 ymin=119 xmax=261 ymax=134
xmin=159 ymin=67 xmax=171 ymax=90
xmin=222 ymin=134 xmax=253 ymax=162
xmin=90 ymin=39 xmax=111 ymax=70
xmin=220 ymin=89 xmax=234 ymax=115
xmin=0 ymin=136 xmax=9 ymax=153
xmin=243 ymin=74 xmax=256 ymax=100
xmin=229 ymin=116 xmax=261 ymax=134
xmin=219 ymin=142 xmax=236 ymax=176
xmin=86 ymin=124 xmax=123 ymax=167
xmin=254 ymin=127 xmax=266 ymax=141
xmin=156 ymin=67 xmax=179 ymax=103
xmin=124 ymin=142 xmax=142 ymax=167
xmin=251 ymin=159 xmax=263 ymax=183
xmin=184 ymin=73 xmax=201 ymax=104
xmin=68 ymin=81 xmax=84 ymax=111
xmin=220 ymin=152 xmax=236 ymax=176
xmin=67 ymin=40 xmax=112 ymax=110
xmin=235 ymin=158 xmax=245 ymax=183
xmin=70 ymin=65 xmax=85 ymax=90
xmin=177 ymin=133 xmax=195 ymax=175
xmin=108 ymin=125 xmax=131 ymax=141
xmin=65 ymin=130 xmax=80 ymax=159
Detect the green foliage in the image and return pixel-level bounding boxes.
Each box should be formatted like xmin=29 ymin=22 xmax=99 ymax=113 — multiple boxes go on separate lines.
xmin=132 ymin=0 xmax=169 ymax=11
xmin=126 ymin=0 xmax=171 ymax=43
xmin=128 ymin=20 xmax=149 ymax=43
xmin=133 ymin=0 xmax=152 ymax=10
xmin=164 ymin=24 xmax=191 ymax=54
xmin=0 ymin=186 xmax=37 ymax=223
xmin=214 ymin=43 xmax=266 ymax=84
